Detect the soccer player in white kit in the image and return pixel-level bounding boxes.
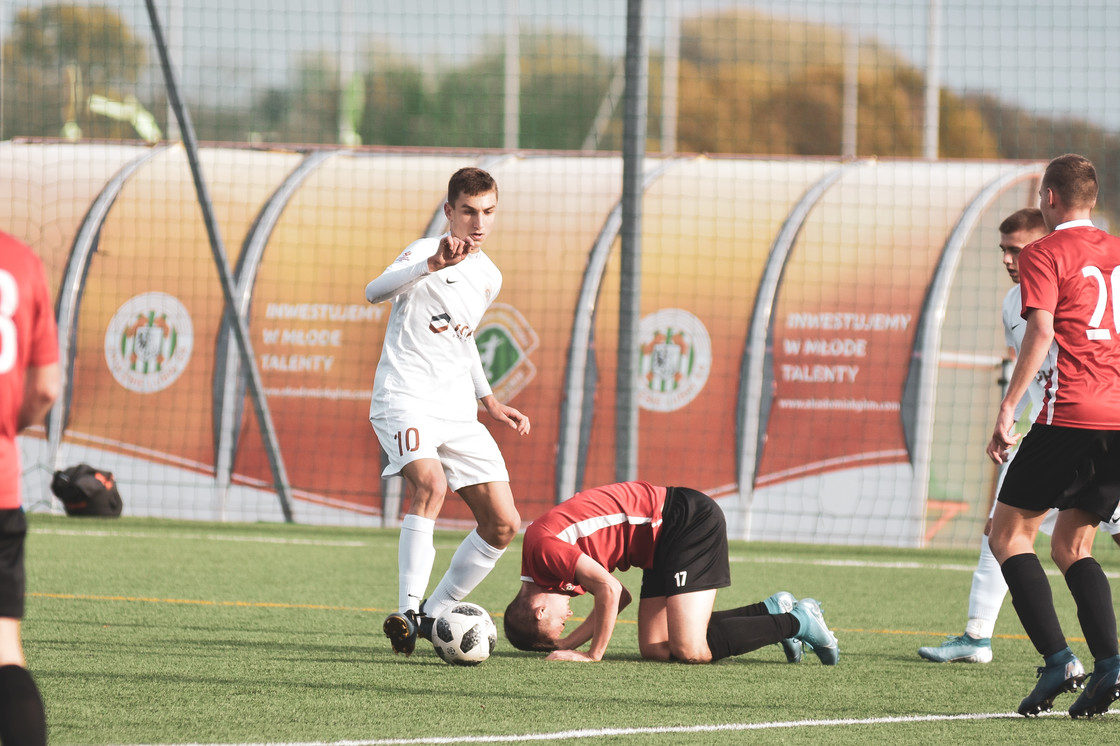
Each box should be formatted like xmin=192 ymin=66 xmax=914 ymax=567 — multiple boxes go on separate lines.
xmin=365 ymin=167 xmax=530 ymax=656
xmin=918 ymin=208 xmax=1120 ymax=664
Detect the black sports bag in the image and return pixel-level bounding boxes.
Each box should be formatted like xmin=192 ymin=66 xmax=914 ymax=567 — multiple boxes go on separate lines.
xmin=49 ymin=464 xmax=123 ymax=517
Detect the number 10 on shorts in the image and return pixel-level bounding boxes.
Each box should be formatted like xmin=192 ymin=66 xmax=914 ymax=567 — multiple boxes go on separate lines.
xmin=394 ymin=427 xmax=420 ymax=456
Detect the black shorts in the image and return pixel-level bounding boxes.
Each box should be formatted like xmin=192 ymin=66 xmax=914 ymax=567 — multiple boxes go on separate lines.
xmin=999 ymin=424 xmax=1120 ymax=522
xmin=640 ymin=487 xmax=731 ymax=599
xmin=0 ymin=509 xmax=28 ymax=619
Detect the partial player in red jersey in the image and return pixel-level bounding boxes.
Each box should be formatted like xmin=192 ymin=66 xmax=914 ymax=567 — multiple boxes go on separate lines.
xmin=987 ymin=154 xmax=1120 ymax=718
xmin=0 ymin=231 xmax=60 ymax=746
xmin=504 ymin=481 xmax=838 ymax=665
xmin=918 ymin=208 xmax=1120 ymax=666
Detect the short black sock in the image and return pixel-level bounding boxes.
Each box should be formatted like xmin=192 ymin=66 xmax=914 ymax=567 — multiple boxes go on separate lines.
xmin=1065 ymin=556 xmax=1119 ymax=661
xmin=706 ymin=613 xmax=798 ymax=661
xmin=1001 ymin=552 xmax=1067 ymax=658
xmin=0 ymin=664 xmax=47 ymax=746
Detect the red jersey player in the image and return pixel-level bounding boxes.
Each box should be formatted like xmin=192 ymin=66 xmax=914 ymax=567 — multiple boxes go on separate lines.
xmin=504 ymin=481 xmax=838 ymax=665
xmin=0 ymin=231 xmax=60 ymax=746
xmin=987 ymin=154 xmax=1120 ymax=718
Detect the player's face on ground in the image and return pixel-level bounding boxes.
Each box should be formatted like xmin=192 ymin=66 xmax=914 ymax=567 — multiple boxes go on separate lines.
xmin=537 ymin=592 xmax=572 ymax=643
xmin=999 ymin=228 xmax=1043 ymax=283
xmin=445 ymin=190 xmax=498 ymax=248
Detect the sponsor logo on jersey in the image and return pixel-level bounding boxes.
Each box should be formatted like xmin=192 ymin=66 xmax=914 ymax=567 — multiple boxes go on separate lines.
xmin=429 ymin=312 xmax=451 ymax=334
xmin=476 ymin=303 xmax=538 ymax=403
xmin=637 ymin=308 xmax=712 ymax=412
xmin=104 ymin=292 xmax=194 ymax=393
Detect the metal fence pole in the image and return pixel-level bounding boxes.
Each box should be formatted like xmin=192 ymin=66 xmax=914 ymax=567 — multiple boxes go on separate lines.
xmin=616 ymin=0 xmax=648 ymax=483
xmin=144 ymin=0 xmax=294 ymax=521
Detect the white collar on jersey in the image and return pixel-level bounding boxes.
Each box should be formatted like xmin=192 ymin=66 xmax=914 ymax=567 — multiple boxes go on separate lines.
xmin=1054 ymin=219 xmax=1095 ymax=230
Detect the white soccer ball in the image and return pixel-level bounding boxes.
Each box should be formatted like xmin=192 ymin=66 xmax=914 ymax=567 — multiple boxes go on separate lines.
xmin=431 ymin=602 xmax=497 ymax=666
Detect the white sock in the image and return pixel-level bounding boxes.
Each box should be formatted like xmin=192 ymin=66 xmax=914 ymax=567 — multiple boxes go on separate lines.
xmin=424 ymin=530 xmax=505 ymax=619
xmin=964 ymin=534 xmax=1006 ymax=639
xmin=398 ymin=514 xmax=436 ymax=614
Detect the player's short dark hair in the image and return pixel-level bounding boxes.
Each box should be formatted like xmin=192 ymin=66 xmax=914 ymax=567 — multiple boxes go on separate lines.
xmin=447 ymin=167 xmax=498 ymax=206
xmin=998 ymin=207 xmax=1046 ymax=236
xmin=503 ymin=593 xmax=558 ymax=652
xmin=1042 ymin=154 xmax=1098 ymax=209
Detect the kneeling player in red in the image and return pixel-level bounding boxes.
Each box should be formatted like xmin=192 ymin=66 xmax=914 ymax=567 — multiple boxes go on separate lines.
xmin=504 ymin=481 xmax=838 ymax=664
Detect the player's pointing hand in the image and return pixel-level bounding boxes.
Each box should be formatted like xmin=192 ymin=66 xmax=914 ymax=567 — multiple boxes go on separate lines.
xmin=428 ymin=234 xmax=476 ymax=272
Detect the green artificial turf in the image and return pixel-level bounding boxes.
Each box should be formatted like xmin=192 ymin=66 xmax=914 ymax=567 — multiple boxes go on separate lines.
xmin=21 ymin=514 xmax=1120 ymax=744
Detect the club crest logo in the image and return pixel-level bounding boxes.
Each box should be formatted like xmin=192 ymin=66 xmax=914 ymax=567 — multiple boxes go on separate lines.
xmin=476 ymin=303 xmax=538 ymax=403
xmin=104 ymin=292 xmax=194 ymax=393
xmin=637 ymin=308 xmax=712 ymax=412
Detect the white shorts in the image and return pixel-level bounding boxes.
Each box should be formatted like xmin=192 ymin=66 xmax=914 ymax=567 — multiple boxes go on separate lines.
xmin=370 ymin=411 xmax=509 ymax=492
xmin=1038 ymin=510 xmax=1120 ymax=536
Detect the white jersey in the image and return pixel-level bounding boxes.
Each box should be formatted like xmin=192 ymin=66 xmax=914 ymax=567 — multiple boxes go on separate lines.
xmin=367 ymin=234 xmax=502 ymax=422
xmin=1002 ymin=283 xmax=1048 ymax=422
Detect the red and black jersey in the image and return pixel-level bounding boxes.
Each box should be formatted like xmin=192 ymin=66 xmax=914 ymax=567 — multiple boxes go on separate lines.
xmin=1019 ymin=223 xmax=1120 ymax=429
xmin=520 ymin=481 xmax=666 ymax=596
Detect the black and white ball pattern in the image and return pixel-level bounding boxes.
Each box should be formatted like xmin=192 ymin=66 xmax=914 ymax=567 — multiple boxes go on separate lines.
xmin=432 ymin=602 xmax=497 ymax=666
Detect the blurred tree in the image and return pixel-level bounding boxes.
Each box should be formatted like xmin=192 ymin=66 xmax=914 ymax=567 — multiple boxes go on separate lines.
xmin=517 ymin=32 xmax=612 ymax=150
xmin=0 ymin=1 xmax=1100 ymax=201
xmin=252 ymin=88 xmax=292 ymax=142
xmin=938 ymin=90 xmax=1001 ymax=160
xmin=428 ymin=44 xmax=505 ymax=149
xmin=355 ymin=31 xmax=611 ymax=150
xmin=285 ymin=53 xmax=342 ymax=145
xmin=241 ymin=52 xmax=342 ymax=144
xmin=972 ymin=93 xmax=1120 ymax=222
xmin=672 ymin=9 xmax=1000 ymax=160
xmin=675 ymin=58 xmax=788 ymax=155
xmin=1 ymin=4 xmax=146 ymax=140
xmin=360 ymin=54 xmax=436 ymax=147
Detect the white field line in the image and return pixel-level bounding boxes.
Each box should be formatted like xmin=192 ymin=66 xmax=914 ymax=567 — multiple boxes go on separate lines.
xmin=120 ymin=710 xmax=1087 ymax=746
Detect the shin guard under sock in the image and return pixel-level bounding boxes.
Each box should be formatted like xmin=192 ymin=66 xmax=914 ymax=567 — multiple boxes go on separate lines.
xmin=1065 ymin=556 xmax=1119 ymax=661
xmin=966 ymin=534 xmax=1008 ymax=639
xmin=398 ymin=514 xmax=436 ymax=613
xmin=425 ymin=530 xmax=505 ymax=619
xmin=1001 ymin=552 xmax=1067 ymax=658
xmin=706 ymin=613 xmax=798 ymax=661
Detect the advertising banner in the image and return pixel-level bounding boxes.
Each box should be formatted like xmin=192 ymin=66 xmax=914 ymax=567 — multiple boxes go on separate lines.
xmin=65 ymin=146 xmax=302 ymax=475
xmin=582 ymin=158 xmax=838 ymax=501
xmin=8 ymin=143 xmax=1037 ymax=545
xmin=749 ymin=162 xmax=1023 ymax=545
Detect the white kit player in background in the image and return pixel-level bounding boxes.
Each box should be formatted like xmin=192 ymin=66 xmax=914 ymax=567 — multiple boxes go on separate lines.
xmin=365 ymin=167 xmax=530 ymax=657
xmin=919 ymin=208 xmax=1120 ymax=665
